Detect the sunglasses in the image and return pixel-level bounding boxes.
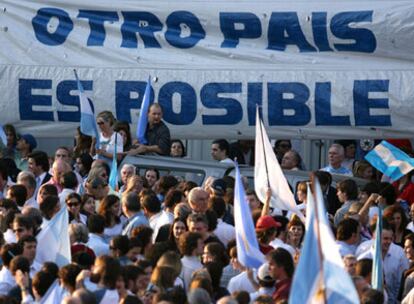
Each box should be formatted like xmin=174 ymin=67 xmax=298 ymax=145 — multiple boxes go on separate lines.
xmin=67 ymin=202 xmax=80 ymax=207
xmin=13 ymin=228 xmax=24 ymax=233
xmin=97 ymin=121 xmax=105 ymax=125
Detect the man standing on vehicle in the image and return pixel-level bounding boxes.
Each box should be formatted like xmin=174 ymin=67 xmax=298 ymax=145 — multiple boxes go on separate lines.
xmin=321 ymin=143 xmax=352 ymax=176
xmin=211 ymin=139 xmax=233 ymax=164
xmin=129 ymin=103 xmax=170 ymax=156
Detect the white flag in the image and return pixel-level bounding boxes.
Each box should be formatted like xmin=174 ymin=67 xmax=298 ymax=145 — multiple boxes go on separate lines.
xmin=254 ymin=108 xmax=304 ymax=220
xmin=35 ymin=206 xmax=71 ymax=267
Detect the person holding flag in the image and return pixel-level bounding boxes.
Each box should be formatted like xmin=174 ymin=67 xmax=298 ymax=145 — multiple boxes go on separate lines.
xmin=128 ymin=77 xmax=170 ymax=156
xmin=93 ymin=111 xmax=123 ymax=167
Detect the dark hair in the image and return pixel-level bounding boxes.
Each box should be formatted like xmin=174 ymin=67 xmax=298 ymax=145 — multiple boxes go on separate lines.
xmin=77 ymin=153 xmax=93 ymax=176
xmin=158 ymin=175 xmax=178 ymax=196
xmin=361 ymin=288 xmax=384 ymax=304
xmin=361 ymin=182 xmax=380 ymax=196
xmin=9 ymin=255 xmax=30 ymax=275
xmin=204 ymin=242 xmax=229 ymax=266
xmin=313 ymin=170 xmax=332 ymax=186
xmin=275 ymin=140 xmax=292 ymax=150
xmin=168 ymin=218 xmax=188 ymax=243
xmin=39 ymin=195 xmax=59 ymax=220
xmin=131 ymin=226 xmax=153 ymax=250
xmin=59 ymin=263 xmax=82 ymax=292
xmin=337 ymin=179 xmax=359 ymax=201
xmin=204 ymin=261 xmax=223 ymax=290
xmin=141 ymin=194 xmax=161 ymax=214
xmin=98 ymin=195 xmax=120 ymax=226
xmin=114 ymin=121 xmax=132 ymax=150
xmin=164 ymin=189 xmax=183 ymax=210
xmin=209 ymin=196 xmax=226 ymax=218
xmin=66 ymin=192 xmax=81 ymax=205
xmin=212 ymin=139 xmax=230 ymax=156
xmin=39 ymin=184 xmax=58 ymax=197
xmin=383 ymin=205 xmax=408 ymax=231
xmin=145 ymin=168 xmax=160 ymax=180
xmin=61 ymin=171 xmax=78 ymax=189
xmin=27 ymin=151 xmax=50 ymax=172
xmin=378 ymin=182 xmax=396 ymax=205
xmin=8 ymin=185 xmax=27 ymax=207
xmin=405 ymin=233 xmax=414 ymax=247
xmin=0 ymin=243 xmax=22 ymax=267
xmin=178 ymin=232 xmax=202 ymax=256
xmin=336 ymin=218 xmax=359 ymax=241
xmin=87 ymin=214 xmax=106 ymax=234
xmin=170 ymin=139 xmax=186 ymax=157
xmin=111 ymin=235 xmax=129 ymax=256
xmin=95 ymin=255 xmax=121 ymax=289
xmin=13 ymin=214 xmax=34 ymax=232
xmin=267 ymin=248 xmax=294 ymax=278
xmin=18 ymin=235 xmax=37 ymax=248
xmin=123 ymin=192 xmax=141 ymax=212
xmin=0 ymin=162 xmax=7 ymax=181
xmin=3 ymin=124 xmax=17 ymax=145
xmin=74 ymin=127 xmax=92 ymax=158
xmin=33 ymin=270 xmax=57 ymax=297
xmin=355 ymin=258 xmax=372 ymax=278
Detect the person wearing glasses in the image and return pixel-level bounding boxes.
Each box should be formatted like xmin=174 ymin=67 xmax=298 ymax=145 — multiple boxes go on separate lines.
xmin=66 ymin=193 xmax=87 ymax=225
xmin=92 ymin=111 xmax=124 ymax=166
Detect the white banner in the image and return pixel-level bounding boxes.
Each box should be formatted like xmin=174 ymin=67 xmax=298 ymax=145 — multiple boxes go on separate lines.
xmin=1 ymin=0 xmax=414 ymax=139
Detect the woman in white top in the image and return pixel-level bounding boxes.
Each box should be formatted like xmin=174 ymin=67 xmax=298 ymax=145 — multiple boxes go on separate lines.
xmin=92 ymin=111 xmax=123 ymax=166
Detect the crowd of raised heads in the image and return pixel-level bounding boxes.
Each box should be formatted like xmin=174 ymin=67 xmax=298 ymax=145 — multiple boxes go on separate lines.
xmin=0 ymin=119 xmax=414 ymax=304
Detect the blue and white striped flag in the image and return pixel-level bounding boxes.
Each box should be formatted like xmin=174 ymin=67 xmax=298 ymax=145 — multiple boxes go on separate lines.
xmin=365 ymin=140 xmax=414 ymax=181
xmin=0 ymin=125 xmax=7 ymax=147
xmin=289 ymin=178 xmax=359 ymax=304
xmin=372 ymin=208 xmax=383 ymax=291
xmin=136 ymin=76 xmax=152 ymax=144
xmin=74 ymin=70 xmax=100 ymax=149
xmin=234 ymin=160 xmax=265 ymax=269
xmin=109 ymin=133 xmax=118 ymax=190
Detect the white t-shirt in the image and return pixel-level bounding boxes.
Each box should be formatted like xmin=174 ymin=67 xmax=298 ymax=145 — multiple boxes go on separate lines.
xmin=99 ymin=132 xmax=124 ymax=154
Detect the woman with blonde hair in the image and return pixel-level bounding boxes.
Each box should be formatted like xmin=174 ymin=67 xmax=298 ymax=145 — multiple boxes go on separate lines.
xmin=92 ymin=111 xmax=123 ymax=166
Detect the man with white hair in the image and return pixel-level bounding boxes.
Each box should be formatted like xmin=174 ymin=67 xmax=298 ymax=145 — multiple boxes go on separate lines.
xmin=119 ymin=164 xmax=135 ymax=193
xmin=188 ymin=187 xmax=209 ymax=214
xmin=320 ymin=143 xmax=352 ymax=176
xmin=17 ymin=171 xmax=38 ymax=208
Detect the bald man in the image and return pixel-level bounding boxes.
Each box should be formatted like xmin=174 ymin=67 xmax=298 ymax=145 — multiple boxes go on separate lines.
xmin=44 ymin=160 xmax=72 ymax=193
xmin=128 ymin=103 xmax=171 ymax=156
xmin=188 ymin=187 xmax=210 ymax=214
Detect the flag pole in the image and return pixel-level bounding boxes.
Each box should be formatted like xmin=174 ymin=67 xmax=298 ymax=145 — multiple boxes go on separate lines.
xmin=310 ymin=174 xmax=327 ymax=303
xmin=257 ymin=107 xmax=270 ymax=189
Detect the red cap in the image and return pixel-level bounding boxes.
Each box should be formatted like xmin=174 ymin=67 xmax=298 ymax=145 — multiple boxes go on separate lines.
xmin=256 ymin=215 xmax=281 ymax=231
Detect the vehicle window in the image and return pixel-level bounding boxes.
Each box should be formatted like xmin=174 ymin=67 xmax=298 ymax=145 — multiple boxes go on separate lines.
xmin=134 ymin=165 xmax=205 ymax=185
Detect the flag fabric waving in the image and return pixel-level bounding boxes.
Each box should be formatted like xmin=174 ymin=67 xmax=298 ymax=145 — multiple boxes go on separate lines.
xmin=254 ymin=108 xmax=304 ymax=221
xmin=35 ymin=206 xmax=71 ymax=268
xmin=289 ymin=178 xmax=359 ymax=304
xmin=74 ymin=70 xmax=100 ymax=148
xmin=234 ymin=160 xmax=265 ymax=269
xmin=136 ymin=76 xmax=152 ymax=144
xmin=365 ymin=140 xmax=414 ymax=181
xmin=0 ymin=125 xmax=7 ymax=147
xmin=372 ymin=208 xmax=383 ymax=291
xmin=109 ymin=133 xmax=118 ymax=190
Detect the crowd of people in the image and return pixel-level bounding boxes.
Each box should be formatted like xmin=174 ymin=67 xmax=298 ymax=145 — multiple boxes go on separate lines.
xmin=0 ymin=105 xmax=413 ymax=304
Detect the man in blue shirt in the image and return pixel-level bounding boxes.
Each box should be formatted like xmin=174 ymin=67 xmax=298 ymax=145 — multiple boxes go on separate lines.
xmin=121 ymin=192 xmax=149 ymax=237
xmin=321 ymin=143 xmax=352 ymax=176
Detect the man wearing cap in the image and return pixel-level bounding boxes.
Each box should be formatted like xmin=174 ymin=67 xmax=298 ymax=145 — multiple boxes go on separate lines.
xmin=248 ymin=263 xmax=276 ymax=303
xmin=15 ymin=134 xmax=37 ymax=171
xmin=256 ymin=215 xmax=281 ymax=254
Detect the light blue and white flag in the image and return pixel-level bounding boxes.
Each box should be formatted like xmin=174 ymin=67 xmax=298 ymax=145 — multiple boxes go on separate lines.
xmin=0 ymin=125 xmax=7 ymax=147
xmin=35 ymin=206 xmax=71 ymax=267
xmin=109 ymin=133 xmax=118 ymax=190
xmin=372 ymin=208 xmax=383 ymax=291
xmin=39 ymin=280 xmax=67 ymax=304
xmin=74 ymin=70 xmax=100 ymax=149
xmin=289 ymin=178 xmax=359 ymax=304
xmin=365 ymin=140 xmax=414 ymax=181
xmin=136 ymin=76 xmax=152 ymax=144
xmin=234 ymin=160 xmax=265 ymax=269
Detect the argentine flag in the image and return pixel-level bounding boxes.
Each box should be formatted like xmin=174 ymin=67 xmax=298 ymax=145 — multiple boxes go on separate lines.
xmin=136 ymin=76 xmax=152 ymax=144
xmin=0 ymin=125 xmax=7 ymax=147
xmin=74 ymin=70 xmax=100 ymax=148
xmin=289 ymin=178 xmax=359 ymax=304
xmin=365 ymin=140 xmax=414 ymax=181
